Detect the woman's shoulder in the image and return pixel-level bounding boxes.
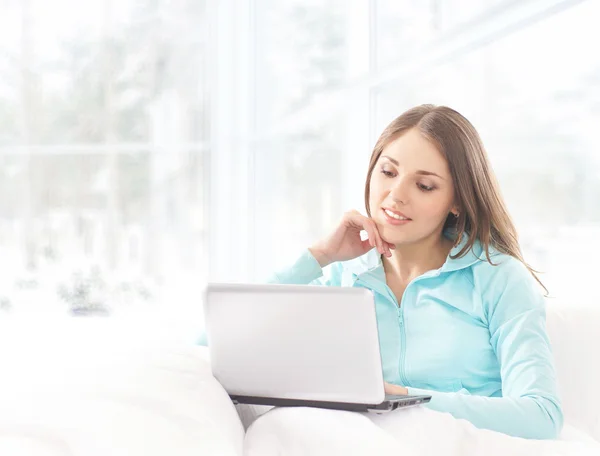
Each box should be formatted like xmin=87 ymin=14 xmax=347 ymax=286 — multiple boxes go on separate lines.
xmin=472 ymin=247 xmax=529 ymax=278
xmin=449 ymin=236 xmax=528 ymax=282
xmin=469 ymin=244 xmax=540 ymax=299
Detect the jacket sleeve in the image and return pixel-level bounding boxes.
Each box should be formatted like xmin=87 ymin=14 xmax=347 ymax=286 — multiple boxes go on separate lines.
xmin=266 ymin=249 xmax=343 ymax=287
xmin=406 ymin=271 xmax=563 ymax=440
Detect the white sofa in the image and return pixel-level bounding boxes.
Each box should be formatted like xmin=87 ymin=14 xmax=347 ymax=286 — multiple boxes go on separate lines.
xmin=0 ymin=304 xmax=598 ymax=455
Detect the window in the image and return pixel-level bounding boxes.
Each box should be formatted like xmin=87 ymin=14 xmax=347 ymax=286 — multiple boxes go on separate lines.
xmin=0 ymin=0 xmax=209 ymax=322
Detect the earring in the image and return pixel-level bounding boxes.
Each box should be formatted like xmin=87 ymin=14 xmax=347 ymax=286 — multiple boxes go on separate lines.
xmin=452 ymin=212 xmax=459 ymax=218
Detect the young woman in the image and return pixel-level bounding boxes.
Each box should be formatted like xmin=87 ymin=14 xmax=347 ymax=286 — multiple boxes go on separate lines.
xmin=267 ymin=104 xmax=562 ymax=440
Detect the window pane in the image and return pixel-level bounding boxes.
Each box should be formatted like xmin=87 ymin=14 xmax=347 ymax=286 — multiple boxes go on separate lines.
xmin=438 ymin=0 xmax=507 ymax=30
xmin=0 ymin=0 xmax=209 ymax=319
xmin=254 ymin=0 xmax=350 ymax=130
xmin=0 ymin=0 xmax=208 ymax=144
xmin=252 ymin=121 xmax=345 ymax=280
xmin=375 ymin=0 xmax=519 ymax=69
xmin=375 ymin=0 xmax=437 ymax=69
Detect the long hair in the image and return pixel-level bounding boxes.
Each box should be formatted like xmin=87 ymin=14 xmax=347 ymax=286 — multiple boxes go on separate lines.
xmin=364 ymin=104 xmax=547 ymax=294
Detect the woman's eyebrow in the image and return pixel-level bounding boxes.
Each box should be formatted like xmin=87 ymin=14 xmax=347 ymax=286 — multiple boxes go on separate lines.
xmin=381 ymin=155 xmax=445 ymax=180
xmin=416 ymin=170 xmax=444 ymax=180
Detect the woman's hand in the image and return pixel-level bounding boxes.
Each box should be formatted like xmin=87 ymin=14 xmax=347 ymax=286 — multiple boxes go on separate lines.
xmin=309 ymin=210 xmax=395 ymax=268
xmin=384 ymin=382 xmax=408 ymax=396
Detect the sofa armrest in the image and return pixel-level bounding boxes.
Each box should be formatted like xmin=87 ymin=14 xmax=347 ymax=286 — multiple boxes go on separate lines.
xmin=547 ymin=304 xmax=600 ymax=441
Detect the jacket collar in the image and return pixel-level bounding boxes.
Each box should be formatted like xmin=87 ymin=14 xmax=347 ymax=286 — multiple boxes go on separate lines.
xmin=342 ymin=231 xmax=492 ymax=279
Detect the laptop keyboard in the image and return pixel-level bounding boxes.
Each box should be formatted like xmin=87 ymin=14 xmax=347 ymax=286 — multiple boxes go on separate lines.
xmin=385 ymin=394 xmax=425 ymax=403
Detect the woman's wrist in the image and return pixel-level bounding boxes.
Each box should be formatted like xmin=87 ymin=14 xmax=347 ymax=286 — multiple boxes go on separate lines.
xmin=308 ymin=246 xmax=332 ymax=269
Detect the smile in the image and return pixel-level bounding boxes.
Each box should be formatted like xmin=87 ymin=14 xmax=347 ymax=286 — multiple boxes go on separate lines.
xmin=382 ymin=208 xmax=412 ymax=225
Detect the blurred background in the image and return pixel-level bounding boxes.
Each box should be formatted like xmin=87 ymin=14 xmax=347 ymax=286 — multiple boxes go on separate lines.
xmin=0 ymin=0 xmax=599 ymax=337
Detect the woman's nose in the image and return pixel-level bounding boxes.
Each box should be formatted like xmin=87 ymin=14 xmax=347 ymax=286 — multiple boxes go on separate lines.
xmin=389 ymin=178 xmax=409 ymax=205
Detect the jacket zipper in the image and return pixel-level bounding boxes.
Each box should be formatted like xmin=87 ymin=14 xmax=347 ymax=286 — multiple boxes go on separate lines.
xmin=394 ymin=271 xmax=442 ymax=386
xmin=357 ymin=275 xmax=410 ymax=386
xmin=398 ymin=306 xmax=408 ymax=385
xmin=356 ymin=268 xmax=444 ymax=388
xmin=392 ymin=287 xmax=409 ymax=386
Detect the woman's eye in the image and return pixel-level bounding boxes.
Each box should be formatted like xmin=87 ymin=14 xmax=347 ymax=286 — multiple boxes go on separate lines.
xmin=418 ymin=183 xmax=435 ymax=192
xmin=381 ymin=170 xmax=394 ymax=177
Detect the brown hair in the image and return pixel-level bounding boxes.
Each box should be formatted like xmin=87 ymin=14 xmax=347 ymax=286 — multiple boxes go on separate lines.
xmin=364 ymin=104 xmax=547 ymax=294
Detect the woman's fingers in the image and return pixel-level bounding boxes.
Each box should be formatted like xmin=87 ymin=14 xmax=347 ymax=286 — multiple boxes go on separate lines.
xmin=384 ymin=382 xmax=408 ymax=395
xmin=368 ymin=218 xmax=392 ymax=257
xmin=363 ymin=217 xmax=391 ymax=257
xmin=346 ymin=211 xmax=393 ymax=257
xmin=360 ymin=238 xmax=373 ymax=252
xmin=384 ymin=382 xmax=396 ymax=395
xmin=362 ymin=220 xmax=383 ymax=255
xmin=346 ymin=212 xmax=377 ymax=251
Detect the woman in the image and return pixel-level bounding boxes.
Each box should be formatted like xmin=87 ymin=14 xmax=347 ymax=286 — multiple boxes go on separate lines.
xmin=267 ymin=104 xmax=562 ymax=440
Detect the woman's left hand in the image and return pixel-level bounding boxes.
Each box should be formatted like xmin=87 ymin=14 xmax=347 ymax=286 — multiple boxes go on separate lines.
xmin=384 ymin=382 xmax=408 ymax=396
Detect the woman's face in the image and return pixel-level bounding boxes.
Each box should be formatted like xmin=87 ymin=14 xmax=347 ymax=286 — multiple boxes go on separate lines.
xmin=369 ymin=128 xmax=457 ymax=246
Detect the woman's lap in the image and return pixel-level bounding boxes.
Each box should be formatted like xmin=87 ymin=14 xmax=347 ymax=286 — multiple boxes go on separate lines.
xmin=244 ymin=405 xmax=600 ymax=456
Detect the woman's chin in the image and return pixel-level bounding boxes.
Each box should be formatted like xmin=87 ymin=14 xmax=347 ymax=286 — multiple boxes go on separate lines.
xmin=377 ymin=226 xmax=409 ymax=245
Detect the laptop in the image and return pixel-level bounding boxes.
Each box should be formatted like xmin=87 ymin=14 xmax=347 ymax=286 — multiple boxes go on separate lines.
xmin=203 ymin=282 xmax=431 ymax=413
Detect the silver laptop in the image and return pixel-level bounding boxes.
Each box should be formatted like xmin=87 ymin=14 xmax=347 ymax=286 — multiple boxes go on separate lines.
xmin=203 ymin=283 xmax=431 ymax=413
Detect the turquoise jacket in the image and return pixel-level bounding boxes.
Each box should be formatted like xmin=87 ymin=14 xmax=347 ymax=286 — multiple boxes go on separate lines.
xmin=267 ymin=236 xmax=563 ymax=440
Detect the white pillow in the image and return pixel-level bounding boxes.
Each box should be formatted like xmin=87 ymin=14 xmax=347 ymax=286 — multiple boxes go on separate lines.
xmin=0 ymin=320 xmax=245 ymax=456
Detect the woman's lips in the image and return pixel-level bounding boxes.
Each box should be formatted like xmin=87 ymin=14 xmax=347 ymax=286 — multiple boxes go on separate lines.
xmin=382 ymin=208 xmax=412 ymax=225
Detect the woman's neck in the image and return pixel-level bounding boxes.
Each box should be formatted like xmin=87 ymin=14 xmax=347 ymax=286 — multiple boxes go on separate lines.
xmin=382 ymin=233 xmax=454 ymax=284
